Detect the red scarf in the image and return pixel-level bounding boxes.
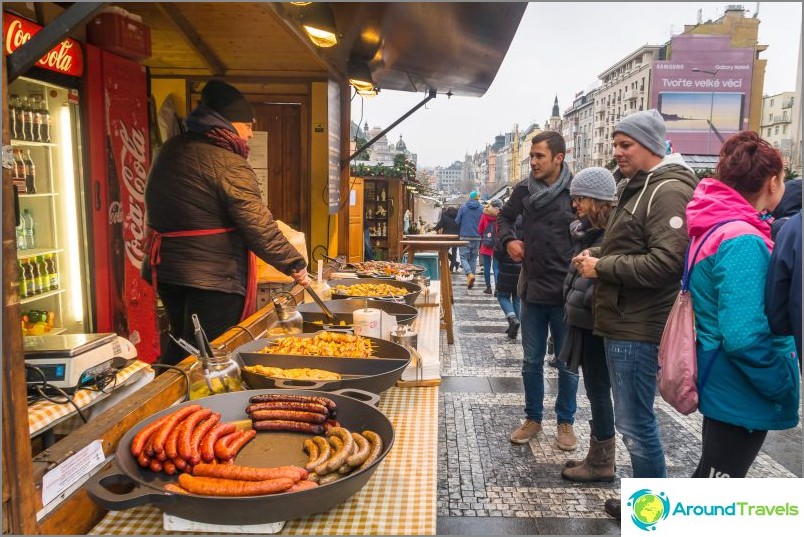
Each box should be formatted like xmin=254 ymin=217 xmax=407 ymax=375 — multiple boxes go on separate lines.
xmin=204 ymin=127 xmax=250 ymax=159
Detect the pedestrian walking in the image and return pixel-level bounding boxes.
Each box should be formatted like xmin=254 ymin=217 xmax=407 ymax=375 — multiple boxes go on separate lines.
xmin=766 ymin=209 xmax=802 ymax=368
xmin=434 ymin=205 xmax=461 ymax=271
xmin=455 ymin=191 xmax=483 ymax=288
xmin=497 ymin=131 xmax=579 ymax=451
xmin=685 ymin=131 xmax=800 ymax=479
xmin=495 ymin=214 xmax=523 ymax=339
xmin=574 ymin=109 xmax=697 ymax=518
xmin=478 ymin=199 xmax=502 ymax=294
xmin=559 ymin=167 xmax=618 ymax=483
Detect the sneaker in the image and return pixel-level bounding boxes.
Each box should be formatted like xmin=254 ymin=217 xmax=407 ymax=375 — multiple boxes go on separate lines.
xmin=510 ymin=419 xmax=542 ymax=444
xmin=467 ymin=273 xmax=475 ymax=289
xmin=556 ymin=422 xmax=578 ymax=451
xmin=484 ymin=286 xmax=492 ymax=294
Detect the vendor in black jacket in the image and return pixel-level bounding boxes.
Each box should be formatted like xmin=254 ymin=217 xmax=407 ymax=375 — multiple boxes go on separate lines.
xmin=145 ymin=80 xmax=310 ymax=365
xmin=496 ymin=131 xmax=579 ymax=451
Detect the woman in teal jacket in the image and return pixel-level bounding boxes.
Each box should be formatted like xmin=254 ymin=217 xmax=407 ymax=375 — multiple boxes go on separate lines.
xmin=685 ymin=131 xmax=799 ymax=478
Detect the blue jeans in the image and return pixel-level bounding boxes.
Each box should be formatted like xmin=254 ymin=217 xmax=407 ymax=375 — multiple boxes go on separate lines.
xmin=605 ymin=339 xmax=666 ymax=478
xmin=497 ymin=291 xmax=520 ymax=319
xmin=481 ymin=254 xmax=499 ymax=288
xmin=520 ymin=301 xmax=578 ymax=424
xmin=459 ymin=238 xmax=480 ymax=275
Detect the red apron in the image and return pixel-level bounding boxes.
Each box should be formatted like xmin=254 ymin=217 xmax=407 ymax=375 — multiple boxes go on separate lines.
xmin=147 ymin=227 xmax=257 ymax=322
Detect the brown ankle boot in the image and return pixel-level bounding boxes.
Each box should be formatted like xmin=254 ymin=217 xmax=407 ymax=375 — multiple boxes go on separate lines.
xmin=561 ymin=435 xmax=615 ymax=482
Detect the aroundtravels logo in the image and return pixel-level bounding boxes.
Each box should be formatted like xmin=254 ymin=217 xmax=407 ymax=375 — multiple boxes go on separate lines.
xmin=627 ymin=489 xmax=671 ymax=531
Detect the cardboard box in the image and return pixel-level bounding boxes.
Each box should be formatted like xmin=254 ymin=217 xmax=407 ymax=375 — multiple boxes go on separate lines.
xmin=87 ymin=12 xmax=151 ymax=61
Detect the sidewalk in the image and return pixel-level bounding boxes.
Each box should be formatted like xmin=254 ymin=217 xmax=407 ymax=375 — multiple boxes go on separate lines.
xmin=436 ymin=273 xmax=802 ymax=536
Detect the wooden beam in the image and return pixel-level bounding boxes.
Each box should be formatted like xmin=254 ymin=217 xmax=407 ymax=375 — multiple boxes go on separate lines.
xmin=1 ymin=48 xmax=40 ymax=536
xmin=155 ymin=2 xmax=227 ymax=77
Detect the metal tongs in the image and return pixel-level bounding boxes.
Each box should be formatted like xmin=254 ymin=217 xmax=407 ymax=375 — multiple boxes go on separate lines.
xmin=304 ymin=283 xmax=339 ymax=325
xmin=191 ymin=313 xmax=230 ymax=393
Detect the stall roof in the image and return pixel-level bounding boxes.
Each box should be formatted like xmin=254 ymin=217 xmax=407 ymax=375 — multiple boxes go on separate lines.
xmin=123 ymin=2 xmax=526 ymax=97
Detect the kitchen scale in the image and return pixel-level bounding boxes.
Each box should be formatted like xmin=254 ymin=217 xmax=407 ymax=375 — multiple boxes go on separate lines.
xmin=24 ymin=333 xmax=138 ymax=390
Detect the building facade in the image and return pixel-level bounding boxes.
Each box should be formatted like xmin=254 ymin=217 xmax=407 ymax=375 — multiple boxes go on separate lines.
xmin=563 ymin=89 xmax=597 ymax=172
xmin=761 ymin=92 xmax=796 ymax=165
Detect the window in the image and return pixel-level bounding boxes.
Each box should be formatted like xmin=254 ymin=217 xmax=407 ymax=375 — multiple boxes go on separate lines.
xmin=768 ymin=128 xmax=772 ymax=136
xmin=775 ymin=126 xmax=780 ymax=135
xmin=783 ymin=125 xmax=788 ymax=134
xmin=769 ymin=113 xmax=773 ymax=122
xmin=770 ymin=99 xmax=774 ymax=106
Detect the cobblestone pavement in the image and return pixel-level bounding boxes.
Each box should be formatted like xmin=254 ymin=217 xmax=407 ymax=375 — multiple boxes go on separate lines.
xmin=437 ymin=271 xmax=802 ymax=535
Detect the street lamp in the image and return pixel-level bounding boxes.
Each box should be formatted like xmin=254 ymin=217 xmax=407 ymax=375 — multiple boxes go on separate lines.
xmin=691 ymin=67 xmax=720 ymax=155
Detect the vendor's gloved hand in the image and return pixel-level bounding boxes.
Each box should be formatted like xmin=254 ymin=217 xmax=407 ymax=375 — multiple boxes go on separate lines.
xmin=291 ymin=267 xmax=311 ymax=287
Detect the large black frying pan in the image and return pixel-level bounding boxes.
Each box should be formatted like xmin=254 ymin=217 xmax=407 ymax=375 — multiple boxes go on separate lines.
xmin=296 ymin=298 xmax=419 ymax=331
xmin=322 ymin=255 xmax=426 ymax=275
xmin=86 ymin=389 xmax=394 ymax=525
xmin=329 ymin=278 xmax=422 ymax=306
xmin=236 ymin=335 xmax=410 ymax=393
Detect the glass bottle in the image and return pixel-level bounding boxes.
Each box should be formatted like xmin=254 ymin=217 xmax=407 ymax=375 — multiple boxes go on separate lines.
xmin=22 ymin=209 xmax=35 ymax=249
xmin=39 ymin=94 xmax=51 ymax=143
xmin=267 ymin=293 xmax=303 ymax=336
xmin=23 ymin=150 xmax=36 ymax=194
xmin=21 ymin=96 xmax=34 ymax=141
xmin=45 ymin=254 xmax=59 ymax=290
xmin=31 ymin=94 xmax=43 ymax=142
xmin=22 ymin=258 xmax=37 ymax=295
xmin=18 ymin=260 xmax=29 ymax=299
xmin=16 ymin=216 xmax=27 ymax=250
xmin=35 ymin=256 xmax=48 ymax=292
xmin=10 ymin=95 xmax=21 ymax=140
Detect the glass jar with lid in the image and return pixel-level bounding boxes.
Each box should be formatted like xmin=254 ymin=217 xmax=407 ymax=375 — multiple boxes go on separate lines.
xmin=266 ymin=291 xmax=304 ymax=336
xmin=188 ymin=346 xmax=245 ymax=399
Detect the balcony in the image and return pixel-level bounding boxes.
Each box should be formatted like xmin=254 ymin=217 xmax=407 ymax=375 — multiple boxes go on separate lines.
xmin=771 ymin=114 xmax=791 ymax=124
xmin=624 ymin=89 xmax=639 ymax=101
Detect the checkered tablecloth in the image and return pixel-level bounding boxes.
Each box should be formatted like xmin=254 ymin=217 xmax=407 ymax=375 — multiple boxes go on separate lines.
xmin=28 ymin=361 xmax=151 ymax=436
xmin=88 ymin=385 xmax=439 ymax=535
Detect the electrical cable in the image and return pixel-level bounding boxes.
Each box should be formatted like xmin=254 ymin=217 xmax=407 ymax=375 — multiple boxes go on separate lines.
xmin=25 ymin=364 xmax=88 ymax=423
xmin=226 ymin=324 xmax=256 ymax=341
xmin=148 ymin=363 xmax=192 ymax=402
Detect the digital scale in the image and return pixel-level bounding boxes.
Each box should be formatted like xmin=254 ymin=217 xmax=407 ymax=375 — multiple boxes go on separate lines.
xmin=24 ymin=333 xmax=138 ymax=390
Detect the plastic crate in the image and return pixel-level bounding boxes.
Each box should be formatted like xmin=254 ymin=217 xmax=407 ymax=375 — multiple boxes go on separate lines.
xmin=413 ymin=252 xmax=440 ymax=281
xmin=87 ymin=12 xmax=151 ymax=61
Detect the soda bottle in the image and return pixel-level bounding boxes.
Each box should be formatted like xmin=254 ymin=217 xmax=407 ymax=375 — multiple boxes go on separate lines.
xmin=30 ymin=257 xmax=43 ymax=295
xmin=31 ymin=94 xmax=43 ymax=143
xmin=18 ymin=260 xmax=29 ymax=298
xmin=22 ymin=258 xmax=38 ymax=295
xmin=45 ymin=254 xmax=59 ymax=290
xmin=15 ymin=96 xmax=27 ymax=141
xmin=36 ymin=256 xmax=48 ymax=292
xmin=22 ymin=96 xmax=34 ymax=142
xmin=39 ymin=95 xmax=51 ymax=143
xmin=22 ymin=209 xmax=35 ymax=249
xmin=13 ymin=149 xmax=27 ymax=191
xmin=23 ymin=150 xmax=36 ymax=194
xmin=10 ymin=95 xmax=21 ymax=140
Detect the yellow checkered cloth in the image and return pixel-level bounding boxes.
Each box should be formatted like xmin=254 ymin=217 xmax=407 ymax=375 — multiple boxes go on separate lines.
xmin=88 ymin=386 xmax=439 ymax=535
xmin=28 ymin=361 xmax=151 ymax=436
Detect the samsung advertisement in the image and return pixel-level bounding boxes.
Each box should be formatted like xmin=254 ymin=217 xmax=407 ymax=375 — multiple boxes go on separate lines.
xmin=651 ymin=34 xmax=754 ymax=155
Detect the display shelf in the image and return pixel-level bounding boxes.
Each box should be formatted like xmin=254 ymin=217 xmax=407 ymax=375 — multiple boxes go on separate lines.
xmin=19 ymin=193 xmax=58 ymax=199
xmin=10 ymin=140 xmax=57 ymax=148
xmin=17 ymin=247 xmax=64 ymax=260
xmin=20 ymin=288 xmax=65 ymax=305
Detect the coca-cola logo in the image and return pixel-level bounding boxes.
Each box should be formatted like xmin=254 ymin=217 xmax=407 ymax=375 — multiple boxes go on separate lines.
xmin=3 ymin=14 xmax=84 ymax=77
xmin=117 ymin=121 xmax=147 ymax=271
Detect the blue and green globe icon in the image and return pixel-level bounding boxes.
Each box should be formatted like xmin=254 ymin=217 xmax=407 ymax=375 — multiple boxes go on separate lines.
xmin=628 ymin=489 xmax=670 ymax=531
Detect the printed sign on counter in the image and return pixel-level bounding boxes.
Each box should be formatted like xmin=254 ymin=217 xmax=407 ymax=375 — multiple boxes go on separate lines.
xmin=42 ymin=439 xmax=105 ymax=506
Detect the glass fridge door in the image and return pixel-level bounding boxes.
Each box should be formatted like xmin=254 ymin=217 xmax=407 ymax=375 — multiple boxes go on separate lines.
xmin=9 ymin=76 xmax=91 ymax=336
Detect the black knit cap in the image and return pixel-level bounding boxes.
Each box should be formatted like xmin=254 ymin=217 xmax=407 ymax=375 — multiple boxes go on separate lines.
xmin=201 ymin=80 xmax=255 ymax=123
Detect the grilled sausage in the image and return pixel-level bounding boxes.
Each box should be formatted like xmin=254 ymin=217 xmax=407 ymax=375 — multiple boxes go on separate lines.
xmin=177 ymin=408 xmax=213 ymax=461
xmin=289 ymin=480 xmax=319 ymax=492
xmin=177 ymin=474 xmax=295 ymax=496
xmin=162 ymin=459 xmax=177 ymax=476
xmin=164 ymin=422 xmax=184 ymax=460
xmin=188 ymin=413 xmax=220 ymax=465
xmin=148 ymin=459 xmax=163 ymax=473
xmin=130 ymin=414 xmax=171 ymax=457
xmin=172 ymin=457 xmax=190 ymax=473
xmin=217 ymin=430 xmax=256 ymax=460
xmin=248 ymin=410 xmax=327 ymax=424
xmin=346 ymin=432 xmax=371 ymax=468
xmin=304 ymin=436 xmax=331 ymax=471
xmin=303 ymin=438 xmax=319 ymax=467
xmin=151 ymin=405 xmax=203 ymax=456
xmin=213 ymin=431 xmax=242 ymax=460
xmin=137 ymin=451 xmax=151 ymax=468
xmin=320 ymin=427 xmax=354 ymax=474
xmin=201 ymin=422 xmax=236 ymax=462
xmin=164 ymin=483 xmax=190 ymax=494
xmin=193 ymin=463 xmax=306 ymax=482
xmin=252 ymin=420 xmax=324 ymax=435
xmin=246 ymin=402 xmax=329 ymax=415
xmin=318 ymin=472 xmax=343 ymax=485
xmin=355 ymin=430 xmax=383 ymax=472
xmin=248 ymin=394 xmax=337 ymax=415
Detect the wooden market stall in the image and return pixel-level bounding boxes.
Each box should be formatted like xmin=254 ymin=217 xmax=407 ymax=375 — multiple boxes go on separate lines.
xmin=1 ymin=2 xmax=526 ymax=533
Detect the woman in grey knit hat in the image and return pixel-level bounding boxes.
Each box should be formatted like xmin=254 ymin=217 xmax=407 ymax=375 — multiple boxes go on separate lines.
xmin=560 ymin=167 xmax=617 ymax=484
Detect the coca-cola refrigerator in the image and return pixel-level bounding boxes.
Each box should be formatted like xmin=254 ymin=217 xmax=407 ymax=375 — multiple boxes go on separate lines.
xmin=4 ymin=12 xmax=92 ymax=338
xmin=84 ymin=44 xmax=159 ymax=363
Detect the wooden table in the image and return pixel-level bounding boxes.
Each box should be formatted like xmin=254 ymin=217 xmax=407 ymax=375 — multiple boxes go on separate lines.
xmin=403 ymin=234 xmax=459 ymax=241
xmin=399 ymin=239 xmax=467 ymax=344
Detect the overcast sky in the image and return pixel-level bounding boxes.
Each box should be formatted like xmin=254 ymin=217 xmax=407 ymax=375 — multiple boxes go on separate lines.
xmin=352 ymin=2 xmax=802 ymax=168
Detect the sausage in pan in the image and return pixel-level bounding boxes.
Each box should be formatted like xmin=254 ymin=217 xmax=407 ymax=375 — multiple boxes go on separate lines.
xmin=303 ymin=438 xmax=319 ymax=468
xmin=304 ymin=436 xmax=331 ymax=471
xmin=177 ymin=475 xmax=295 ymax=496
xmin=177 ymin=408 xmax=213 ymax=461
xmin=355 ymin=430 xmax=383 ymax=472
xmin=201 ymin=422 xmax=236 ymax=462
xmin=217 ymin=430 xmax=256 ymax=460
xmin=151 ymin=405 xmax=203 ymax=456
xmin=193 ymin=463 xmax=306 ymax=482
xmin=164 ymin=483 xmax=190 ymax=495
xmin=130 ymin=414 xmax=171 ymax=457
xmin=246 ymin=401 xmax=329 ymax=415
xmin=248 ymin=394 xmax=337 ymax=415
xmin=252 ymin=420 xmax=324 ymax=435
xmin=164 ymin=422 xmax=183 ymax=460
xmin=188 ymin=413 xmax=220 ymax=465
xmin=346 ymin=432 xmax=371 ymax=468
xmin=213 ymin=430 xmax=242 ymax=460
xmin=148 ymin=459 xmax=163 ymax=473
xmin=162 ymin=459 xmax=177 ymax=476
xmin=320 ymin=427 xmax=354 ymax=474
xmin=289 ymin=480 xmax=319 ymax=492
xmin=248 ymin=410 xmax=326 ymax=424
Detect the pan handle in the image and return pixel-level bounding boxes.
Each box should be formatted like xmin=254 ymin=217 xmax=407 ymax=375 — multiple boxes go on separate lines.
xmin=85 ymin=462 xmax=175 ymax=510
xmin=272 ymin=378 xmax=331 ymax=390
xmin=330 ymin=388 xmax=381 ymax=407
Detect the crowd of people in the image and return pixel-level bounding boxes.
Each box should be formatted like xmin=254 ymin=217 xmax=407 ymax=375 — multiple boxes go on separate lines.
xmin=436 ymin=110 xmax=801 ymax=520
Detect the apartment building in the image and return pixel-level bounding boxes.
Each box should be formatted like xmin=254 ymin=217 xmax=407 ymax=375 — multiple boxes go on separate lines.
xmin=563 ymin=88 xmax=597 ymax=172
xmin=761 ymin=92 xmax=796 ymax=164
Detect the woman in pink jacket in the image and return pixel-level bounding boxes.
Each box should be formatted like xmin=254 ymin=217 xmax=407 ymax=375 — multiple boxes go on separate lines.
xmin=478 ymin=199 xmax=502 ymax=294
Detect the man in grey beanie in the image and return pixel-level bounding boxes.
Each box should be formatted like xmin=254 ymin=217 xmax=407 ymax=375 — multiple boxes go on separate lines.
xmin=572 ymin=109 xmax=698 ymax=519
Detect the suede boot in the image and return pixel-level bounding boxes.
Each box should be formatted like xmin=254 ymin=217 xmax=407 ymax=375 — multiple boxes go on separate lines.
xmin=561 ymin=435 xmax=615 ymax=482
xmin=604 ymin=498 xmax=621 ymax=519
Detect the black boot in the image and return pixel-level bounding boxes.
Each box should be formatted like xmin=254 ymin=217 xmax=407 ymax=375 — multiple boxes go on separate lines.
xmin=506 ymin=316 xmax=520 ymax=339
xmin=604 ymin=498 xmax=621 ymax=520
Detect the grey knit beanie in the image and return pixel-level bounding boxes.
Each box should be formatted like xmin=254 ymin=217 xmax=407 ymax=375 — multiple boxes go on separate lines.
xmin=613 ymin=109 xmax=666 ymax=157
xmin=570 ymin=167 xmax=617 ymax=201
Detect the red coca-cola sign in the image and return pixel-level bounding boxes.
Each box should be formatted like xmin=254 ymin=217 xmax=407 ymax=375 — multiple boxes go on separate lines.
xmin=3 ymin=12 xmax=84 ymax=77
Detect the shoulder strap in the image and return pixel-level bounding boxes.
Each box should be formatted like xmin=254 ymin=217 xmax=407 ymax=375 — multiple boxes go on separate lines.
xmin=681 ymin=219 xmax=742 ymax=290
xmin=646 ymin=179 xmax=680 ymax=217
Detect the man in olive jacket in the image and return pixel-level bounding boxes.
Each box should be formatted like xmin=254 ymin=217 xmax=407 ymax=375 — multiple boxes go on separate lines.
xmin=145 ymin=80 xmax=310 ymax=365
xmin=497 ymin=131 xmax=580 ymax=452
xmin=574 ymin=109 xmax=697 ymax=519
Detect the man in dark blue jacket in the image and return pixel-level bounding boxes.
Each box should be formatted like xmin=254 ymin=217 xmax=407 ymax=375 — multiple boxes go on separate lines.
xmin=455 ymin=191 xmax=483 ymax=288
xmin=766 ymin=209 xmax=802 ymax=368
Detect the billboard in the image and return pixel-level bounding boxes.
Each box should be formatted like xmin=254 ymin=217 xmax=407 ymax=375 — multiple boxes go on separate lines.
xmin=651 ymin=34 xmax=754 ymax=155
